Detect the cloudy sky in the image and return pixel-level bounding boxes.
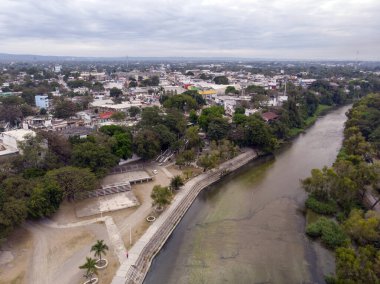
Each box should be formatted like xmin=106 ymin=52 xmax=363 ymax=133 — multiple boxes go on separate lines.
xmin=0 ymin=0 xmax=379 ymax=60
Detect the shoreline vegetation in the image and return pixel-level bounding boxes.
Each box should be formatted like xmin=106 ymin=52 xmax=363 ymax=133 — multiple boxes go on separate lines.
xmin=302 ymin=93 xmax=380 ymax=283
xmin=287 ymin=104 xmax=335 ymax=138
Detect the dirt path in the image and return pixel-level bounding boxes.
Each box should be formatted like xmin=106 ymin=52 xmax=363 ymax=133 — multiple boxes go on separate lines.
xmin=41 ymin=216 xmax=127 ymax=264
xmin=23 ymin=222 xmax=50 ymax=284
xmin=4 ymin=164 xmax=173 ymax=284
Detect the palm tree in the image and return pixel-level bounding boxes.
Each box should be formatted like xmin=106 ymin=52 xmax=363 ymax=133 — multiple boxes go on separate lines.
xmin=91 ymin=240 xmax=109 ymax=261
xmin=79 ymin=257 xmax=98 ymax=282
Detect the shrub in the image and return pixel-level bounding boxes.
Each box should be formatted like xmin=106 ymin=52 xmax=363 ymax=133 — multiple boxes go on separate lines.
xmin=305 ymin=196 xmax=338 ymax=215
xmin=321 ymin=223 xmax=349 ymax=249
xmin=324 ymin=275 xmax=337 ymax=284
xmin=306 ymin=217 xmax=349 ymax=249
xmin=305 ymin=221 xmax=322 ymax=238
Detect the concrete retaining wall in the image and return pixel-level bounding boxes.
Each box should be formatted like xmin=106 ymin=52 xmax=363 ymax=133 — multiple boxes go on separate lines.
xmin=112 ymin=149 xmax=258 ymax=284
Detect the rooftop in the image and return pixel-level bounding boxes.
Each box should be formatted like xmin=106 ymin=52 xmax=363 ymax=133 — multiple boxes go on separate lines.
xmin=1 ymin=129 xmax=36 ymax=141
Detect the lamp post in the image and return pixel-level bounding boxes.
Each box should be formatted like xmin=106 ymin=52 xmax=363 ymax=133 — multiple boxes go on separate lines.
xmin=129 ymin=225 xmax=132 ymax=246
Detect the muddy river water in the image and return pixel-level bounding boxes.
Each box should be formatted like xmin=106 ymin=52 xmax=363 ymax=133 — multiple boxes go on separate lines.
xmin=145 ymin=105 xmax=351 ymax=284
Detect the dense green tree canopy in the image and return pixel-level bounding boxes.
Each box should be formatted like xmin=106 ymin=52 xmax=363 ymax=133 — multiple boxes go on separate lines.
xmin=109 ymin=87 xmax=123 ymax=98
xmin=133 ymin=129 xmax=161 ymax=160
xmin=53 ymin=99 xmax=78 ymax=119
xmin=71 ymin=142 xmax=118 ymax=177
xmin=213 ymin=76 xmax=229 ymax=85
xmin=45 ymin=166 xmax=98 ymax=200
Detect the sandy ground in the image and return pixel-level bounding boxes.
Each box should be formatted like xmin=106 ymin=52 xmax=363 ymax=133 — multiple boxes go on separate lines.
xmin=0 ymin=227 xmax=33 ymax=284
xmin=0 ymin=163 xmax=198 ymax=284
xmin=110 ymin=164 xmax=172 ymax=246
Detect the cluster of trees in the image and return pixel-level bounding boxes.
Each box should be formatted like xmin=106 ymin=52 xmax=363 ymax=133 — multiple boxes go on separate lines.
xmin=160 ymin=90 xmax=206 ymax=112
xmin=139 ymin=75 xmax=160 ymax=87
xmin=302 ymin=93 xmax=380 ymax=283
xmin=66 ymin=79 xmax=92 ymax=89
xmin=0 ymin=96 xmax=36 ymax=127
xmin=53 ymin=97 xmax=78 ymax=118
xmin=0 ymin=125 xmax=139 ymax=243
xmin=0 ymin=155 xmax=99 ymax=243
xmin=309 ymin=80 xmax=349 ymax=106
xmin=266 ymin=81 xmax=355 ymax=140
xmin=161 ymin=94 xmax=200 ymax=111
xmin=213 ymin=76 xmax=229 ymax=85
xmin=197 ymin=140 xmax=239 ymax=171
xmin=199 ymin=73 xmax=212 ymax=80
xmin=134 ymin=107 xmax=186 ymax=159
xmin=109 ymin=87 xmax=123 ymax=98
xmin=344 ymin=94 xmax=380 ymax=156
xmin=151 ymin=176 xmax=184 ymax=209
xmin=225 ymin=86 xmax=239 ymax=94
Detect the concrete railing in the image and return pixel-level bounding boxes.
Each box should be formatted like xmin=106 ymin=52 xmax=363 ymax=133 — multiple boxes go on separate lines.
xmin=112 ymin=149 xmax=258 ymax=284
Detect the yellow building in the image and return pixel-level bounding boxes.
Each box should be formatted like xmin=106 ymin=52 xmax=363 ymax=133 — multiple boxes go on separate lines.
xmin=198 ymin=89 xmax=217 ymax=96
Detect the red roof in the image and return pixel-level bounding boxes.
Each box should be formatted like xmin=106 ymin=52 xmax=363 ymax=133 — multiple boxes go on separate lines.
xmin=99 ymin=111 xmax=114 ymax=119
xmin=261 ymin=112 xmax=279 ymax=122
xmin=183 ymin=84 xmax=193 ymax=89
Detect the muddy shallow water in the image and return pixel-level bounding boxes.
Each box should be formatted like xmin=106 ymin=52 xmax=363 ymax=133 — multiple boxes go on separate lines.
xmin=145 ymin=105 xmax=351 ymax=284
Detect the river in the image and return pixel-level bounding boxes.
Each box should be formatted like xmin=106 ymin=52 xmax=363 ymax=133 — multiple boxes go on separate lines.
xmin=144 ymin=105 xmax=351 ymax=284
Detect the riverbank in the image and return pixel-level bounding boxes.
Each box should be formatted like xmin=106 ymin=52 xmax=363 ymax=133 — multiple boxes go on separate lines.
xmin=111 ymin=148 xmax=258 ymax=284
xmin=288 ymin=104 xmax=335 ymax=138
xmin=302 ymin=94 xmax=380 ymax=282
xmin=145 ymin=105 xmax=351 ymax=284
xmin=112 ymin=105 xmax=351 ymax=284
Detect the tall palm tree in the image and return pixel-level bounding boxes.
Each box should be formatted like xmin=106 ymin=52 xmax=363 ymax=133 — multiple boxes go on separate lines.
xmin=79 ymin=257 xmax=98 ymax=282
xmin=91 ymin=240 xmax=109 ymax=261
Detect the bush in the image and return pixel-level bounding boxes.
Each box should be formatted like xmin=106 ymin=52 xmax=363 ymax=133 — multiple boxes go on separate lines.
xmin=321 ymin=223 xmax=349 ymax=249
xmin=305 ymin=221 xmax=322 ymax=238
xmin=306 ymin=217 xmax=349 ymax=249
xmin=324 ymin=275 xmax=338 ymax=284
xmin=305 ymin=196 xmax=338 ymax=215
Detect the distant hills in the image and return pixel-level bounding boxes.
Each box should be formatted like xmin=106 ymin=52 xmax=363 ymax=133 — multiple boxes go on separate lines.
xmin=0 ymin=53 xmax=255 ymax=63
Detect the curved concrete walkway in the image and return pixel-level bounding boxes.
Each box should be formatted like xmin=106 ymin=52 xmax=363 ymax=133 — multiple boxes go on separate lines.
xmin=111 ymin=149 xmax=258 ymax=284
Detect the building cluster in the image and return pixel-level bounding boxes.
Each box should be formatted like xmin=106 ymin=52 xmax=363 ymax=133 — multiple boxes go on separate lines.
xmin=0 ymin=61 xmax=359 ymax=159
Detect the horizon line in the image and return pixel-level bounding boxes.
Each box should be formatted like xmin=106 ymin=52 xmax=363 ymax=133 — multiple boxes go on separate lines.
xmin=0 ymin=52 xmax=379 ymax=63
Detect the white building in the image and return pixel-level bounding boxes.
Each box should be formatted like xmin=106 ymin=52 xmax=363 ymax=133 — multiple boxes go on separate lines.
xmin=35 ymin=95 xmax=49 ymax=109
xmin=0 ymin=129 xmax=36 ymax=153
xmin=90 ymin=99 xmax=143 ymax=112
xmin=54 ymin=65 xmax=62 ymax=73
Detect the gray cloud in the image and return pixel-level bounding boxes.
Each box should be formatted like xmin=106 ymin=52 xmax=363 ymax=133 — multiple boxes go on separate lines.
xmin=0 ymin=0 xmax=379 ymax=59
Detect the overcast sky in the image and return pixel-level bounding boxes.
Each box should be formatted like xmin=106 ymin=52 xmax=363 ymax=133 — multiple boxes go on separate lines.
xmin=0 ymin=0 xmax=379 ymax=60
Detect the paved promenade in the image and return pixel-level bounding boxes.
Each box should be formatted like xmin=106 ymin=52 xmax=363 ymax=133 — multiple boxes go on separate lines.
xmin=111 ymin=149 xmax=258 ymax=284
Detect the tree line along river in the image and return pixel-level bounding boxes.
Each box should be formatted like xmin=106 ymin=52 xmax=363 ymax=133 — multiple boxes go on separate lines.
xmin=144 ymin=105 xmax=352 ymax=284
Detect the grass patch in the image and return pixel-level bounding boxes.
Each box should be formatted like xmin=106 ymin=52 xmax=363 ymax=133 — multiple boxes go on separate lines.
xmin=306 ymin=217 xmax=349 ymax=249
xmin=304 ymin=104 xmax=334 ymax=127
xmin=306 ymin=209 xmax=324 ymax=226
xmin=288 ymin=127 xmax=304 ymax=137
